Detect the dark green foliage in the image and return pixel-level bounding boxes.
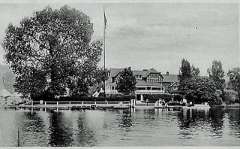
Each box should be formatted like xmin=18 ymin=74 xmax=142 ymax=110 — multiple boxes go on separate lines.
xmin=179 ymin=77 xmax=220 ymax=105
xmin=116 ymin=67 xmax=136 ymax=95
xmin=227 ymin=67 xmax=240 ymax=99
xmin=179 ymin=59 xmax=192 ymax=82
xmin=178 ymin=59 xmax=222 ymax=105
xmin=13 ymin=68 xmax=48 ymax=98
xmin=2 ymin=6 xmax=102 ymax=98
xmin=93 ymin=68 xmax=109 ymax=85
xmin=207 ymin=60 xmax=225 ymax=91
xmin=68 ymin=78 xmax=89 ymax=96
xmin=191 ymin=65 xmax=200 ymax=77
xmin=223 ymin=90 xmax=239 ymax=104
xmin=179 ymin=59 xmax=200 ymax=79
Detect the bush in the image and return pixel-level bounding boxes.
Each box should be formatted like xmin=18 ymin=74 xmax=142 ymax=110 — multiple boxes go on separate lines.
xmin=223 ymin=89 xmax=239 ymax=104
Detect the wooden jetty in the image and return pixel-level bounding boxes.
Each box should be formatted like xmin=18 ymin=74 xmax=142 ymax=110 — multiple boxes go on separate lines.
xmin=3 ymin=100 xmax=216 ymax=112
xmin=13 ymin=100 xmax=131 ymax=111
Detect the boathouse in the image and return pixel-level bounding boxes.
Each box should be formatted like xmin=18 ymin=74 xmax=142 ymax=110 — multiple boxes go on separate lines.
xmin=106 ymin=68 xmax=179 ymax=101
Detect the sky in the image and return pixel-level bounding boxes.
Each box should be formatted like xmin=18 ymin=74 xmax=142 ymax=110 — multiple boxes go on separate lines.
xmin=0 ymin=2 xmax=239 ymax=76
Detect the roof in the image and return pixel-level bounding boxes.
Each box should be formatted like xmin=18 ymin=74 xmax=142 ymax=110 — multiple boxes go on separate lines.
xmin=109 ymin=68 xmax=123 ymax=78
xmin=149 ymin=68 xmax=158 ymax=73
xmin=133 ymin=70 xmax=149 ymax=78
xmin=109 ymin=68 xmax=161 ymax=78
xmin=162 ymin=74 xmax=179 ymax=83
xmin=0 ymin=89 xmax=12 ymax=97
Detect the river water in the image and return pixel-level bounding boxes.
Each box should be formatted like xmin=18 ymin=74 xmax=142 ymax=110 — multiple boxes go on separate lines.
xmin=0 ymin=108 xmax=240 ymax=146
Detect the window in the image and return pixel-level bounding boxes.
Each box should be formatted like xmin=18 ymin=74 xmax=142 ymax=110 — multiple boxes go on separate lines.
xmin=112 ymin=86 xmax=115 ymax=90
xmin=112 ymin=77 xmax=115 ymax=83
xmin=137 ymin=87 xmax=145 ymax=90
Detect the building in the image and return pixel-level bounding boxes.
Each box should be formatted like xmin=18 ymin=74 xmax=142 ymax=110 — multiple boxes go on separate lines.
xmin=162 ymin=72 xmax=180 ymax=93
xmin=106 ymin=68 xmax=179 ymax=101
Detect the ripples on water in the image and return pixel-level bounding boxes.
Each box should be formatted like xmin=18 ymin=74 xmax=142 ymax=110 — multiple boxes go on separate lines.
xmin=0 ymin=108 xmax=240 ymax=146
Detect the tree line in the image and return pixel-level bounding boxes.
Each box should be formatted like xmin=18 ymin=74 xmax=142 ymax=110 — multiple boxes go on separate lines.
xmin=178 ymin=58 xmax=240 ymax=105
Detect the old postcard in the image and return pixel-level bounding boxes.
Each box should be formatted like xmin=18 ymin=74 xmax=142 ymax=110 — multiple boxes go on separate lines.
xmin=0 ymin=0 xmax=239 ymax=147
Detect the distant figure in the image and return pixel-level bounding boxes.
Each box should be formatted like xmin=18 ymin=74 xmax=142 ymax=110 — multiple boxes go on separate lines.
xmin=165 ymin=102 xmax=168 ymax=108
xmin=182 ymin=98 xmax=187 ymax=106
xmin=158 ymin=99 xmax=162 ymax=107
xmin=189 ymin=102 xmax=193 ymax=106
xmin=162 ymin=100 xmax=165 ymax=106
xmin=99 ymin=88 xmax=104 ymax=93
xmin=146 ymin=99 xmax=149 ymax=106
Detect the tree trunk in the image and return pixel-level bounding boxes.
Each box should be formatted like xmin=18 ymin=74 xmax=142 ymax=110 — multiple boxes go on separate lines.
xmin=48 ymin=35 xmax=58 ymax=97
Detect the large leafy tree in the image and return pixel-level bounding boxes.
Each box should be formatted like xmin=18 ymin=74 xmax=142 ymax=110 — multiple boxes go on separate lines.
xmin=178 ymin=59 xmax=192 ymax=94
xmin=93 ymin=68 xmax=109 ymax=85
xmin=2 ymin=6 xmax=102 ymax=98
xmin=227 ymin=67 xmax=240 ymax=99
xmin=116 ymin=67 xmax=136 ymax=95
xmin=207 ymin=60 xmax=225 ymax=91
xmin=179 ymin=77 xmax=220 ymax=105
xmin=179 ymin=59 xmax=192 ymax=82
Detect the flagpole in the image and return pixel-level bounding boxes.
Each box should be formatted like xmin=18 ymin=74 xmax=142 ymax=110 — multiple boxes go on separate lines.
xmin=103 ymin=10 xmax=106 ymax=98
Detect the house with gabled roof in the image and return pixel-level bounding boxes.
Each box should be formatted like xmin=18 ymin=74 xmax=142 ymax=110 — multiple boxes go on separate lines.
xmin=162 ymin=72 xmax=180 ymax=93
xmin=106 ymin=68 xmax=167 ymax=101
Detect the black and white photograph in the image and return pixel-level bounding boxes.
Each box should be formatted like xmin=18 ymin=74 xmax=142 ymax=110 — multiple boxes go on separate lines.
xmin=0 ymin=0 xmax=240 ymax=147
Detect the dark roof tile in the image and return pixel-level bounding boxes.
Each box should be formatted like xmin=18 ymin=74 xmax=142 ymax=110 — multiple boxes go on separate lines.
xmin=162 ymin=74 xmax=179 ymax=82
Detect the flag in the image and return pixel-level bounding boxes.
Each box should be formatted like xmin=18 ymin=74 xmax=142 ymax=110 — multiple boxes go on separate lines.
xmin=104 ymin=10 xmax=107 ymax=29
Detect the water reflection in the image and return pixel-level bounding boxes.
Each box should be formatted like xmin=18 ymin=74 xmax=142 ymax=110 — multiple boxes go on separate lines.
xmin=119 ymin=110 xmax=133 ymax=128
xmin=176 ymin=108 xmax=226 ymax=142
xmin=74 ymin=113 xmax=97 ymax=146
xmin=178 ymin=109 xmax=210 ymax=129
xmin=48 ymin=112 xmax=73 ymax=147
xmin=1 ymin=108 xmax=240 ymax=146
xmin=18 ymin=112 xmax=49 ymax=146
xmin=227 ymin=108 xmax=240 ymax=138
xmin=209 ymin=108 xmax=224 ymax=137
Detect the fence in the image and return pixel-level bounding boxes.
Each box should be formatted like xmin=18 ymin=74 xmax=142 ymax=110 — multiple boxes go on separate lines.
xmin=30 ymin=100 xmax=131 ymax=105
